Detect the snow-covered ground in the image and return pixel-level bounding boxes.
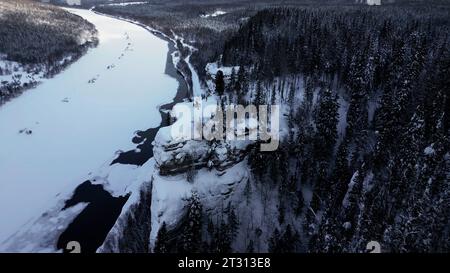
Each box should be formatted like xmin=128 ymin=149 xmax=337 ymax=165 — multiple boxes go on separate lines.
xmin=200 ymin=10 xmax=227 ymax=18
xmin=65 ymin=0 xmax=81 ymax=6
xmin=100 ymin=1 xmax=148 ymax=7
xmin=0 ymin=8 xmax=178 ymax=249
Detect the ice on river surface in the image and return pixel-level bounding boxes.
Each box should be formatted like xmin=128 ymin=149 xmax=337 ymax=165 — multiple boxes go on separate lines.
xmin=0 ymin=8 xmax=178 ymax=244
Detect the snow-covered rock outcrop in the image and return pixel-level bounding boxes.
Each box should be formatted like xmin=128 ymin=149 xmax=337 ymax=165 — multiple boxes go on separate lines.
xmin=153 ymin=98 xmax=254 ymax=175
xmin=153 ymin=128 xmax=252 ymax=175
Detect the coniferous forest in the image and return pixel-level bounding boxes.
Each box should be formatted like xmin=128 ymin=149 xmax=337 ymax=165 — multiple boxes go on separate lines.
xmin=0 ymin=0 xmax=448 ymax=254
xmin=222 ymin=6 xmax=450 ymax=252
xmin=116 ymin=1 xmax=448 ymax=253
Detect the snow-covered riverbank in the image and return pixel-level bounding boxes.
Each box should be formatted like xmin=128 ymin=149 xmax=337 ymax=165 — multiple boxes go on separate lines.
xmin=0 ymin=8 xmax=179 ymax=249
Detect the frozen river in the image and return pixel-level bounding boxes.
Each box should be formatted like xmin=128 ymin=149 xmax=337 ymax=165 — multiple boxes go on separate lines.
xmin=0 ymin=8 xmax=179 ymax=246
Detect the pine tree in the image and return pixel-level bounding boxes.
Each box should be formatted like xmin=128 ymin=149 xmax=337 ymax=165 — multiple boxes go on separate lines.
xmin=269 ymin=154 xmax=280 ymax=184
xmin=248 ymin=146 xmax=267 ymax=181
xmin=227 ymin=204 xmax=239 ymax=239
xmin=254 ymin=80 xmax=265 ymax=106
xmin=330 ymin=139 xmax=352 ymax=207
xmin=243 ymin=179 xmax=252 ymax=205
xmin=246 ymin=240 xmax=255 ymax=253
xmin=235 ymin=66 xmax=248 ymax=103
xmin=214 ymin=220 xmax=232 ymax=253
xmin=295 ymin=190 xmax=305 ymax=216
xmin=281 ymin=225 xmax=299 ymax=252
xmin=312 ymin=210 xmax=342 ymax=253
xmin=340 ymin=167 xmax=365 ymax=241
xmin=215 ymin=70 xmax=225 ymax=97
xmin=288 ymin=82 xmax=295 ymax=107
xmin=180 ymin=191 xmax=203 ymax=253
xmin=207 ymin=218 xmax=215 ymax=236
xmin=154 ymin=222 xmax=169 ymax=253
xmin=228 ymin=67 xmax=236 ymax=92
xmin=117 ymin=184 xmax=152 ymax=253
xmin=314 ymin=88 xmax=339 ymax=161
xmin=303 ymin=76 xmax=315 ymax=113
xmin=268 ymin=228 xmax=281 ymax=253
xmin=278 ymin=201 xmax=285 ymax=225
xmin=270 ymin=83 xmax=277 ymax=105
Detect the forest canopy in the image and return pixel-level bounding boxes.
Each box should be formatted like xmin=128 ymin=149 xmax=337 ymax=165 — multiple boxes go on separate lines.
xmin=0 ymin=0 xmax=97 ymax=65
xmin=0 ymin=0 xmax=98 ymax=104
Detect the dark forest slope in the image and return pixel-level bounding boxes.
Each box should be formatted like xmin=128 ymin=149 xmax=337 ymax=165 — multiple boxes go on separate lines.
xmin=222 ymin=6 xmax=450 ymax=252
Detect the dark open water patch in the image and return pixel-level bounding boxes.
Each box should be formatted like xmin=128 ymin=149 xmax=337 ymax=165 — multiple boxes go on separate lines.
xmin=110 ymin=127 xmax=159 ymax=166
xmin=57 ymin=181 xmax=129 ymax=253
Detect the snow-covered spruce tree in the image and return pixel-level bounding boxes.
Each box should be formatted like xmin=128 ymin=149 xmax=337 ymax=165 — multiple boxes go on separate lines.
xmin=310 ymin=88 xmax=339 ymax=211
xmin=311 ymin=210 xmax=342 ymax=253
xmin=330 ymin=140 xmax=352 ymax=208
xmin=179 ymin=191 xmax=203 ymax=253
xmin=248 ymin=144 xmax=268 ymax=181
xmin=246 ymin=240 xmax=255 ymax=253
xmin=341 ymin=167 xmax=366 ymax=242
xmin=313 ymin=88 xmax=339 ymax=162
xmin=117 ymin=184 xmax=151 ymax=253
xmin=208 ymin=219 xmax=232 ymax=254
xmin=227 ymin=203 xmax=239 ymax=240
xmin=227 ymin=67 xmax=236 ymax=93
xmin=268 ymin=225 xmax=300 ymax=253
xmin=268 ymin=228 xmax=281 ymax=253
xmin=235 ymin=66 xmax=248 ymax=104
xmin=253 ymin=80 xmax=265 ymax=107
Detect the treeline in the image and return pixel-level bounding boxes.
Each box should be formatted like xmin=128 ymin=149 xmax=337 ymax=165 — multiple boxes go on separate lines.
xmin=94 ymin=0 xmax=252 ymax=81
xmin=223 ymin=6 xmax=450 ymax=83
xmin=220 ymin=6 xmax=450 ymax=252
